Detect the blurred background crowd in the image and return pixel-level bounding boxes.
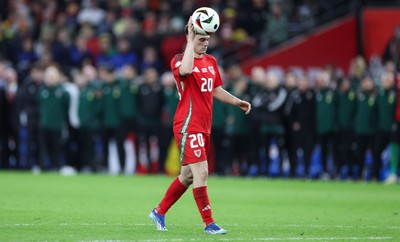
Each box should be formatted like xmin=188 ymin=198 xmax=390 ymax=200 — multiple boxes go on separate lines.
xmin=0 ymin=0 xmax=399 ymax=182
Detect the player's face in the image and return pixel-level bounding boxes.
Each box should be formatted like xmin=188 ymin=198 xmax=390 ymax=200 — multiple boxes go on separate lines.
xmin=193 ymin=35 xmax=210 ymax=56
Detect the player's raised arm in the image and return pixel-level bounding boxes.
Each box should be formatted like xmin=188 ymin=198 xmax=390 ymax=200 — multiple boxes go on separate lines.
xmin=213 ymin=86 xmax=251 ymax=114
xmin=179 ymin=17 xmax=196 ymax=77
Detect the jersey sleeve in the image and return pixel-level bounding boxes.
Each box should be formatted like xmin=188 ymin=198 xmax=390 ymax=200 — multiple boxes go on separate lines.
xmin=170 ymin=54 xmax=184 ymax=79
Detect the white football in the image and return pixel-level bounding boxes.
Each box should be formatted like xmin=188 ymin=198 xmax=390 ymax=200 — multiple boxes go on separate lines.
xmin=191 ymin=7 xmax=220 ymax=35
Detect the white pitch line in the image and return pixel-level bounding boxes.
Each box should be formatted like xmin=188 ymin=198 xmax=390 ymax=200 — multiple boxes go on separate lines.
xmin=1 ymin=223 xmax=399 ymax=229
xmin=120 ymin=237 xmax=394 ymax=242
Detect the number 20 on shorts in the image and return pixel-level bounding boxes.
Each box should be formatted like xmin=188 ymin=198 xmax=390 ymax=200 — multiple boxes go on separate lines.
xmin=189 ymin=134 xmax=204 ymax=148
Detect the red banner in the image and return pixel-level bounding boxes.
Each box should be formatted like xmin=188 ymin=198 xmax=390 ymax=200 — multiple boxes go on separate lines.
xmin=363 ymin=8 xmax=400 ymax=61
xmin=241 ymin=16 xmax=357 ymax=75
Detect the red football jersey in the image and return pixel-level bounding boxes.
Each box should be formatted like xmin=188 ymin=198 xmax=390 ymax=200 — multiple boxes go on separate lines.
xmin=171 ymin=53 xmax=223 ymax=134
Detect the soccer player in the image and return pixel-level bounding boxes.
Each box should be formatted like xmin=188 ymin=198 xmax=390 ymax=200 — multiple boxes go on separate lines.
xmin=149 ymin=17 xmax=251 ymax=234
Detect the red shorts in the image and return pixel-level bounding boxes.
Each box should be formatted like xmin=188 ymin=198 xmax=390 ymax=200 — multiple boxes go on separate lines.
xmin=174 ymin=132 xmax=210 ymax=165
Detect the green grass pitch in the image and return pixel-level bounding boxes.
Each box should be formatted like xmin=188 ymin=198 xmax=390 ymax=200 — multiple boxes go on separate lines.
xmin=0 ymin=172 xmax=399 ymax=241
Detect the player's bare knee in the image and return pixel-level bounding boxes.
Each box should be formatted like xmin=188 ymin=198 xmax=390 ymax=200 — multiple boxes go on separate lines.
xmin=179 ymin=173 xmax=193 ymax=186
xmin=198 ymin=168 xmax=208 ymax=182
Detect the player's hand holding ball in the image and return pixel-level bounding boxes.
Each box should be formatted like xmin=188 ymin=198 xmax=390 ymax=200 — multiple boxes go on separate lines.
xmin=186 ymin=16 xmax=196 ymax=41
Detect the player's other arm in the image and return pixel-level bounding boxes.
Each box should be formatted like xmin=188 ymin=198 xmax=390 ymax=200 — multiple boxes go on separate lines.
xmin=179 ymin=17 xmax=196 ymax=77
xmin=213 ymin=86 xmax=251 ymax=114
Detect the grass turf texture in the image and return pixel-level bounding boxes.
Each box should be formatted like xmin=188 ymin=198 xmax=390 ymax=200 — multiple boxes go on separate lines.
xmin=0 ymin=172 xmax=399 ymax=241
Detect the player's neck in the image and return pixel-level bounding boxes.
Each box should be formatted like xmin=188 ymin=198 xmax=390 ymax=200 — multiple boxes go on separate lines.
xmin=194 ymin=52 xmax=203 ymax=58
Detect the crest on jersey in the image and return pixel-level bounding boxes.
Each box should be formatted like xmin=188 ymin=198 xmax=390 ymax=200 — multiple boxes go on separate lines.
xmin=194 ymin=149 xmax=201 ymax=157
xmin=208 ymin=66 xmax=215 ymax=75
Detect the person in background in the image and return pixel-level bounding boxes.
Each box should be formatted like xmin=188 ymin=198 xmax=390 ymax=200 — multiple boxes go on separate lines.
xmin=137 ymin=67 xmax=164 ymax=173
xmin=140 ymin=46 xmax=163 ymax=74
xmin=261 ymin=1 xmax=288 ymax=50
xmin=354 ymin=73 xmax=377 ymax=180
xmin=15 ymin=63 xmax=44 ymax=170
xmin=295 ymin=75 xmax=316 ymax=177
xmin=78 ymin=65 xmax=103 ymax=172
xmin=118 ymin=64 xmax=139 ymax=145
xmin=69 ymin=35 xmax=92 ymax=69
xmin=76 ymin=0 xmax=106 ymax=27
xmin=61 ymin=70 xmax=80 ymax=174
xmin=112 ymin=37 xmax=139 ymax=71
xmin=315 ymin=70 xmax=338 ymax=179
xmin=99 ymin=65 xmax=124 ymax=173
xmin=349 ymin=56 xmax=368 ymax=90
xmin=251 ymin=71 xmax=287 ymax=176
xmin=3 ymin=67 xmax=19 ymax=168
xmin=247 ymin=66 xmax=266 ymax=176
xmin=16 ymin=37 xmax=38 ymax=82
xmin=283 ymin=71 xmax=298 ymax=177
xmin=336 ymin=77 xmax=357 ymax=179
xmin=117 ymin=64 xmax=140 ymax=174
xmin=374 ymin=71 xmax=396 ymax=181
xmin=284 ymin=73 xmax=315 ymax=178
xmin=226 ymin=77 xmax=251 ymax=175
xmin=96 ymin=34 xmax=116 ymax=68
xmin=211 ymin=92 xmax=229 ymax=175
xmin=38 ymin=65 xmax=69 ymax=171
xmin=159 ymin=71 xmax=179 ymax=174
xmin=51 ymin=28 xmax=72 ymax=73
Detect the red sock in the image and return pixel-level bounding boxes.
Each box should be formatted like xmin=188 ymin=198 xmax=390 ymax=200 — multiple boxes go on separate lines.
xmin=156 ymin=177 xmax=188 ymax=215
xmin=193 ymin=186 xmax=214 ymax=226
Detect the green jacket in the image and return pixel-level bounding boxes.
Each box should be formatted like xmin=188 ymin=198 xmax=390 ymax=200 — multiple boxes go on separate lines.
xmin=212 ymin=98 xmax=227 ymax=129
xmin=102 ymin=81 xmax=122 ymax=128
xmin=337 ymin=90 xmax=356 ymax=130
xmin=354 ymin=91 xmax=377 ymax=135
xmin=118 ymin=78 xmax=139 ymax=120
xmin=376 ymin=88 xmax=396 ymax=132
xmin=315 ymin=88 xmax=338 ymax=135
xmin=226 ymin=93 xmax=249 ymax=135
xmin=78 ymin=82 xmax=102 ymax=130
xmin=163 ymin=87 xmax=179 ymax=127
xmin=38 ymin=84 xmax=69 ymax=131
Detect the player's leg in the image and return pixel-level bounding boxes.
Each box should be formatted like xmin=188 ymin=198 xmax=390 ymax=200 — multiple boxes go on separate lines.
xmin=189 ymin=160 xmax=227 ymax=234
xmin=156 ymin=165 xmax=192 ymax=214
xmin=189 ymin=161 xmax=213 ymax=226
xmin=149 ymin=133 xmax=193 ymax=231
xmin=149 ymin=165 xmax=192 ymax=231
xmin=189 ymin=133 xmax=227 ymax=234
